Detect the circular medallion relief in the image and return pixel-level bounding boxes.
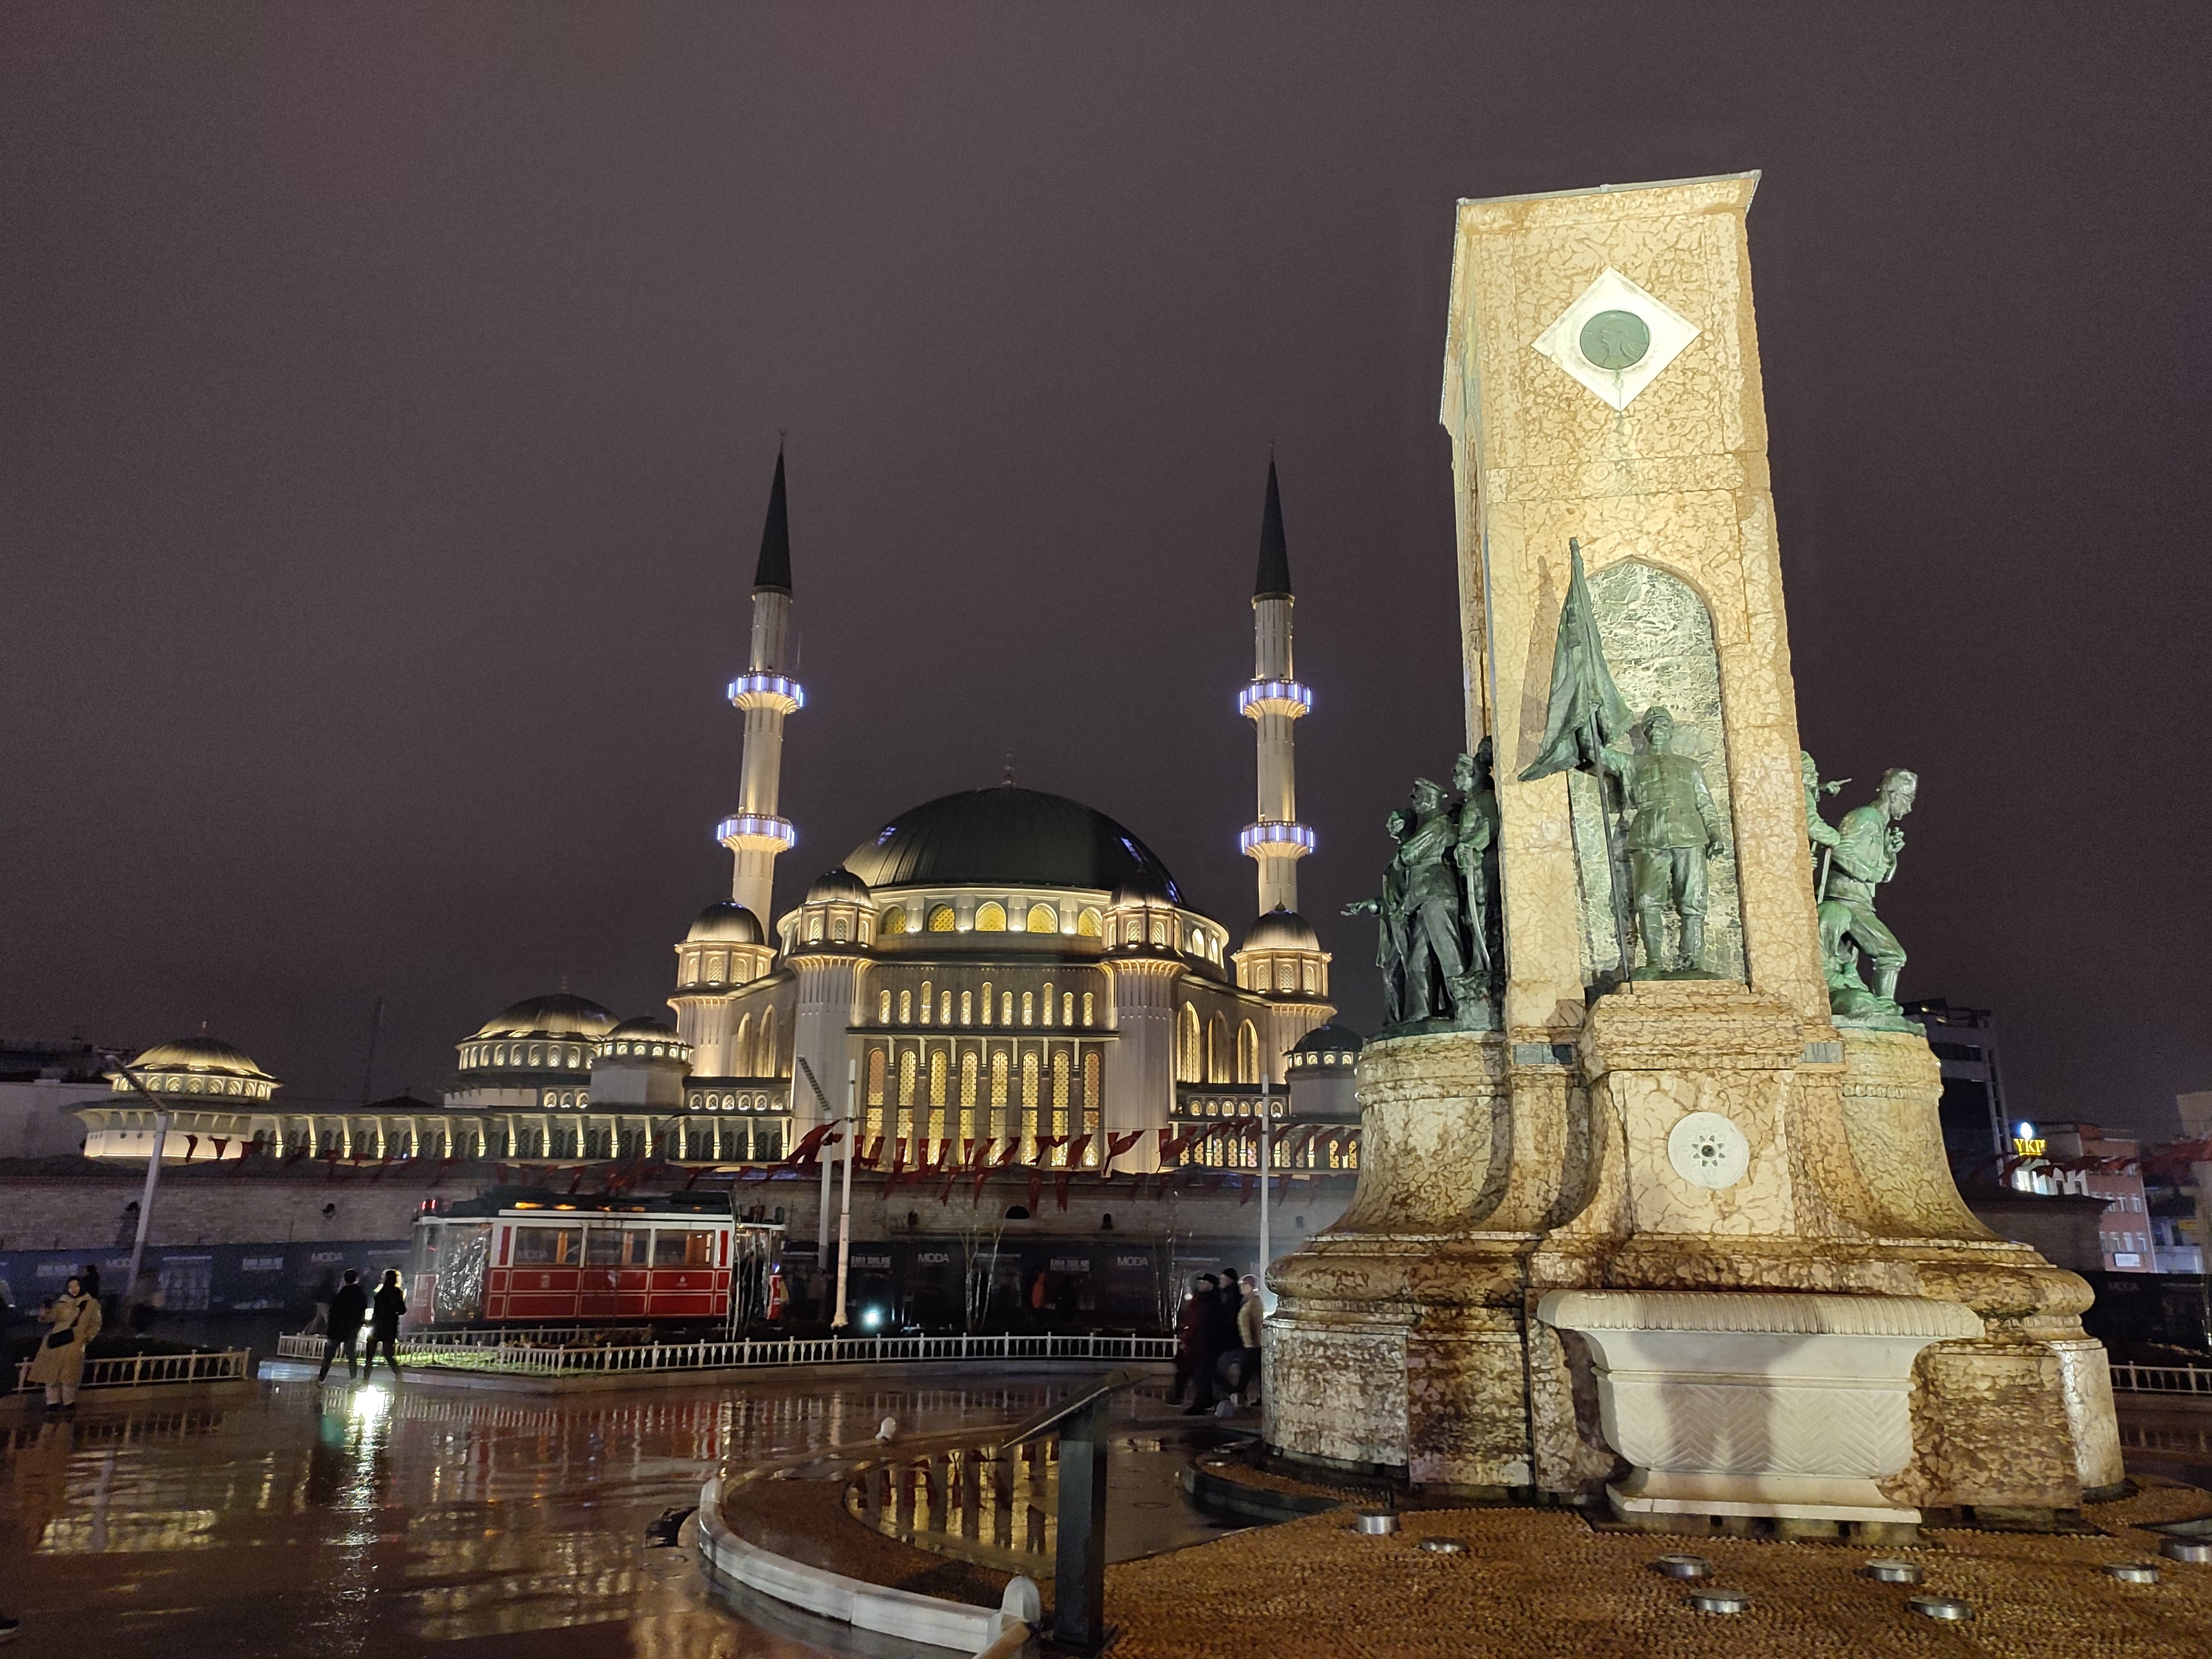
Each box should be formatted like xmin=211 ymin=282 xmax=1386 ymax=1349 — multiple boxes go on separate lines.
xmin=1667 ymin=1111 xmax=1750 ymax=1190
xmin=1579 ymin=308 xmax=1651 ymax=371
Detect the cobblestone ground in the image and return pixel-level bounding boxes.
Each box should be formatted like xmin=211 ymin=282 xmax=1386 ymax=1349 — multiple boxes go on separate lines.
xmin=1100 ymin=1481 xmax=2212 ymax=1659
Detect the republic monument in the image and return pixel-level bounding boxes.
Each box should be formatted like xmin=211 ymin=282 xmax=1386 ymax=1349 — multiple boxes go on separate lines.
xmin=1265 ymin=173 xmax=2122 ymax=1533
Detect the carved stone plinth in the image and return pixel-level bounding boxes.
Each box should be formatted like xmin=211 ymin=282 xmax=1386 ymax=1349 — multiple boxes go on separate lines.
xmin=1537 ymin=1290 xmax=1983 ymax=1522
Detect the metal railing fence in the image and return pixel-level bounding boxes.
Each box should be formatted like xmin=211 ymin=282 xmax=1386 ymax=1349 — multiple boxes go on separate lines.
xmin=2111 ymin=1361 xmax=2212 ymax=1398
xmin=273 ymin=1329 xmax=1172 ymax=1376
xmin=14 ymin=1348 xmax=251 ymax=1393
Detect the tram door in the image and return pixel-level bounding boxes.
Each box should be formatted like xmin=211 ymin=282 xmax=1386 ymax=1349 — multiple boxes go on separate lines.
xmin=580 ymin=1224 xmax=628 ymax=1318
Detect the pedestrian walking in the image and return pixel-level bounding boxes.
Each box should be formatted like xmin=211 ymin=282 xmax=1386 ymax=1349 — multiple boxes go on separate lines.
xmin=365 ymin=1270 xmax=406 ymax=1384
xmin=1235 ymin=1274 xmax=1264 ymax=1408
xmin=317 ymin=1270 xmax=368 ymax=1381
xmin=1168 ymin=1275 xmax=1208 ymax=1405
xmin=28 ymin=1276 xmax=101 ymax=1411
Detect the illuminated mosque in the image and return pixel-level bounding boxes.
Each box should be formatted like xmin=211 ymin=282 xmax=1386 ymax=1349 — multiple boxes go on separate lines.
xmin=77 ymin=456 xmax=1344 ymax=1173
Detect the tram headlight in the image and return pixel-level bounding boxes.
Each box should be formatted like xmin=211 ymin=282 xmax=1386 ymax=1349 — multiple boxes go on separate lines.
xmin=862 ymin=1306 xmax=884 ymax=1330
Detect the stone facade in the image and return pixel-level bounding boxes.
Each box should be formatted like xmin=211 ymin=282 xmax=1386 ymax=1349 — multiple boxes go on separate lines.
xmin=1264 ymin=174 xmax=2122 ymax=1524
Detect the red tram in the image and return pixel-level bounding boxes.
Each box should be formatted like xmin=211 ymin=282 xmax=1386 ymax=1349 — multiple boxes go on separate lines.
xmin=409 ymin=1192 xmax=782 ymax=1329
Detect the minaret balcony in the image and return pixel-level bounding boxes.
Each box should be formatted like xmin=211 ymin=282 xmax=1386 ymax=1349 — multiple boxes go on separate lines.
xmin=728 ymin=672 xmax=806 ymax=714
xmin=715 ymin=812 xmax=797 ymax=852
xmin=1238 ymin=678 xmax=1312 ymax=719
xmin=1240 ymin=820 xmax=1316 ymax=858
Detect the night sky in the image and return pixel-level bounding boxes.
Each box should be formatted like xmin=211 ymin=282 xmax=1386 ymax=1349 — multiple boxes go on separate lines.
xmin=4 ymin=7 xmax=2207 ymax=1137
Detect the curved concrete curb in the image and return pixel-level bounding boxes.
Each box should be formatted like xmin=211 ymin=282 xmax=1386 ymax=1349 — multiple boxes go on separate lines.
xmin=696 ymin=1473 xmax=1032 ymax=1657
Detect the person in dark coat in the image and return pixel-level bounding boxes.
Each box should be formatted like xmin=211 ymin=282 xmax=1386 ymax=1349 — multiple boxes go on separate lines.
xmin=1168 ymin=1275 xmax=1209 ymax=1405
xmin=365 ymin=1270 xmax=406 ymax=1384
xmin=317 ymin=1269 xmax=367 ymax=1382
xmin=1183 ymin=1274 xmax=1235 ymax=1415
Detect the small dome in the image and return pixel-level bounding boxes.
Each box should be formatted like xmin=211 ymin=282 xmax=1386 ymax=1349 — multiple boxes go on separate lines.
xmin=1290 ymin=1022 xmax=1364 ymax=1060
xmin=1109 ymin=872 xmax=1172 ymax=908
xmin=1243 ymin=907 xmax=1321 ymax=952
xmin=686 ymin=900 xmax=764 ymax=944
xmin=608 ymin=1016 xmax=680 ymax=1040
xmin=805 ymin=867 xmax=871 ymax=904
xmin=470 ymin=993 xmax=619 ymax=1041
xmin=123 ymin=1036 xmax=273 ymax=1082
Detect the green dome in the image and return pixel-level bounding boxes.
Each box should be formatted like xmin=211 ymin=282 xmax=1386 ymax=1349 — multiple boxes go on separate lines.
xmin=845 ymin=786 xmax=1182 ymax=899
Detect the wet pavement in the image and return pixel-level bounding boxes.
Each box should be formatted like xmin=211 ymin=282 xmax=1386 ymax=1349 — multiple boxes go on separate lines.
xmin=0 ymin=1370 xmax=1200 ymax=1658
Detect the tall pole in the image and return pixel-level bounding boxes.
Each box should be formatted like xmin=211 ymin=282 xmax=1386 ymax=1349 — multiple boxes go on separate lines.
xmin=109 ymin=1056 xmax=173 ymax=1308
xmin=1257 ymin=1072 xmax=1272 ymax=1314
xmin=833 ymin=1058 xmax=855 ymax=1329
xmin=358 ymin=997 xmax=384 ymax=1105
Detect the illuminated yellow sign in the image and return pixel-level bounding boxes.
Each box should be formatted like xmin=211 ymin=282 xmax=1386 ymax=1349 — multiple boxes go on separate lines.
xmin=2012 ymin=1137 xmax=2046 ymax=1157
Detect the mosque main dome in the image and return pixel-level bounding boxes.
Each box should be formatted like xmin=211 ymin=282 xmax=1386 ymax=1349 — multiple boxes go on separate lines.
xmin=843 ymin=786 xmax=1183 ymax=899
xmin=123 ymin=1036 xmax=274 ymax=1082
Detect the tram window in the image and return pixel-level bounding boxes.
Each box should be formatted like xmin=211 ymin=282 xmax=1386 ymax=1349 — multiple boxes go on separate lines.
xmin=622 ymin=1227 xmax=652 ymax=1265
xmin=653 ymin=1229 xmax=715 ymax=1267
xmin=583 ymin=1227 xmax=624 ymax=1266
xmin=512 ymin=1227 xmax=575 ymax=1266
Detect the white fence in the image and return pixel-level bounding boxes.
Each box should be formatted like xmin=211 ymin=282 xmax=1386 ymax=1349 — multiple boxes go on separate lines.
xmin=274 ymin=1329 xmax=1173 ymax=1377
xmin=14 ymin=1348 xmax=251 ymax=1393
xmin=2111 ymin=1362 xmax=2212 ymax=1399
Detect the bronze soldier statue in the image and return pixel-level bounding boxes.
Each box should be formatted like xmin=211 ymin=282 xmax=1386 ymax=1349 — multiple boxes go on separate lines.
xmin=1819 ymin=768 xmax=1917 ymax=1018
xmin=1344 ymin=807 xmax=1415 ymax=1027
xmin=1451 ymin=741 xmax=1501 ymax=983
xmin=1396 ymin=779 xmax=1470 ymax=1021
xmin=1600 ymin=706 xmax=1729 ymax=974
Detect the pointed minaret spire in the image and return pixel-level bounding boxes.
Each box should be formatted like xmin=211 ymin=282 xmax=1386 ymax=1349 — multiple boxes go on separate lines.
xmin=716 ymin=445 xmax=805 ymax=927
xmin=1238 ymin=455 xmax=1314 ymax=915
xmin=753 ymin=444 xmax=792 ymax=594
xmin=1254 ymin=454 xmax=1292 ymax=600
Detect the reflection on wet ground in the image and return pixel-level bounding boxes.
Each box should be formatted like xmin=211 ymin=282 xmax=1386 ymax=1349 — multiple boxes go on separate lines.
xmin=0 ymin=1371 xmax=1164 ymax=1658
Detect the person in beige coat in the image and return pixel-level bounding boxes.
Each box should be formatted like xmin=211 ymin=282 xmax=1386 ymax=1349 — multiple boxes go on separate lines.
xmin=27 ymin=1276 xmax=101 ymax=1410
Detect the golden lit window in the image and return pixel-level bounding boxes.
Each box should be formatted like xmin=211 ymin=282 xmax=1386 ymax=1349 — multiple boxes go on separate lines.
xmin=975 ymin=902 xmax=1006 ymax=932
xmin=880 ymin=906 xmax=907 ymax=935
xmin=1076 ymin=908 xmax=1102 ymax=937
xmin=920 ymin=981 xmax=933 ymax=1024
xmin=1081 ymin=992 xmax=1094 ymax=1026
xmin=1026 ymin=903 xmax=1058 ymax=933
xmin=960 ymin=991 xmax=973 ymax=1025
xmin=979 ymin=982 xmax=993 ymax=1025
xmin=1062 ymin=993 xmax=1074 ymax=1025
xmin=1021 ymin=993 xmax=1034 ymax=1026
xmin=899 ymin=990 xmax=912 ymax=1024
xmin=878 ymin=990 xmax=892 ymax=1022
xmin=927 ymin=905 xmax=956 ymax=932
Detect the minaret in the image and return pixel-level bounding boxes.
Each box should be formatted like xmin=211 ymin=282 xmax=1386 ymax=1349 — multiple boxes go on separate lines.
xmin=1239 ymin=457 xmax=1313 ymax=913
xmin=716 ymin=448 xmax=805 ymax=927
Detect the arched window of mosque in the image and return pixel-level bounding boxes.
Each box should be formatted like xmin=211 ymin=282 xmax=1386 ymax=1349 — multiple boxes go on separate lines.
xmin=1050 ymin=1051 xmax=1071 ymax=1141
xmin=867 ymin=1048 xmax=886 ymax=1105
xmin=831 ymin=914 xmax=849 ymax=942
xmin=1021 ymin=1051 xmax=1040 ymax=1108
xmin=929 ymin=1050 xmax=947 ymax=1108
xmin=1062 ymin=993 xmax=1075 ymax=1025
xmin=990 ymin=1051 xmax=1009 ymax=1108
xmin=1238 ymin=1021 xmax=1260 ymax=1085
xmin=1083 ymin=1051 xmax=1102 ymax=1112
xmin=1077 ymin=908 xmax=1102 ymax=937
xmin=493 ymin=1045 xmax=505 ymax=1066
xmin=1041 ymin=983 xmax=1055 ymax=1026
xmin=919 ymin=982 xmax=933 ymax=1024
xmin=1207 ymin=1015 xmax=1228 ymax=1084
xmin=879 ymin=990 xmax=892 ymax=1022
xmin=1082 ymin=992 xmax=1094 ymax=1026
xmin=709 ymin=952 xmax=727 ymax=982
xmin=1177 ymin=1005 xmax=1201 ymax=1083
xmin=961 ymin=990 xmax=973 ymax=1025
xmin=1021 ymin=993 xmax=1034 ymax=1027
xmin=808 ymin=914 xmax=825 ymax=943
xmin=735 ymin=1014 xmax=753 ymax=1074
xmin=940 ymin=991 xmax=952 ymax=1024
xmin=1150 ymin=918 xmax=1168 ymax=947
xmin=899 ymin=990 xmax=912 ymax=1024
xmin=880 ymin=906 xmax=907 ymax=935
xmin=979 ymin=982 xmax=993 ymax=1025
xmin=1026 ymin=903 xmax=1058 ymax=934
xmin=528 ymin=1045 xmax=542 ymax=1066
xmin=1303 ymin=960 xmax=1318 ymax=993
xmin=898 ymin=1050 xmax=917 ymax=1107
xmin=975 ymin=901 xmax=1006 ymax=932
xmin=927 ymin=905 xmax=956 ymax=933
xmin=759 ymin=1008 xmax=776 ymax=1073
xmin=960 ymin=1050 xmax=979 ymax=1108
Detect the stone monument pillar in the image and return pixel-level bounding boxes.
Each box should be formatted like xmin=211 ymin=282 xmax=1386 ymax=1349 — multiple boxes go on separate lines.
xmin=1265 ymin=174 xmax=2121 ymax=1530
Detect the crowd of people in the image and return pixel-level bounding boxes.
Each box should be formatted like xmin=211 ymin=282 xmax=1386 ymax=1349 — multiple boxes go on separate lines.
xmin=1168 ymin=1269 xmax=1265 ymax=1416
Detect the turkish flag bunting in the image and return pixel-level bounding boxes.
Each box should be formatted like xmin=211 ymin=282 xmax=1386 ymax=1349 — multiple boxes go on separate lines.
xmin=1055 ymin=1166 xmax=1074 ymax=1210
xmin=1025 ymin=1167 xmax=1044 ymax=1215
xmin=1067 ymin=1133 xmax=1092 ymax=1170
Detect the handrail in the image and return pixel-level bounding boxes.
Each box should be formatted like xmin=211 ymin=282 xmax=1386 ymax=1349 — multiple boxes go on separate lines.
xmin=13 ymin=1347 xmax=251 ymax=1393
xmin=273 ymin=1329 xmax=1173 ymax=1376
xmin=2110 ymin=1361 xmax=2212 ymax=1397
